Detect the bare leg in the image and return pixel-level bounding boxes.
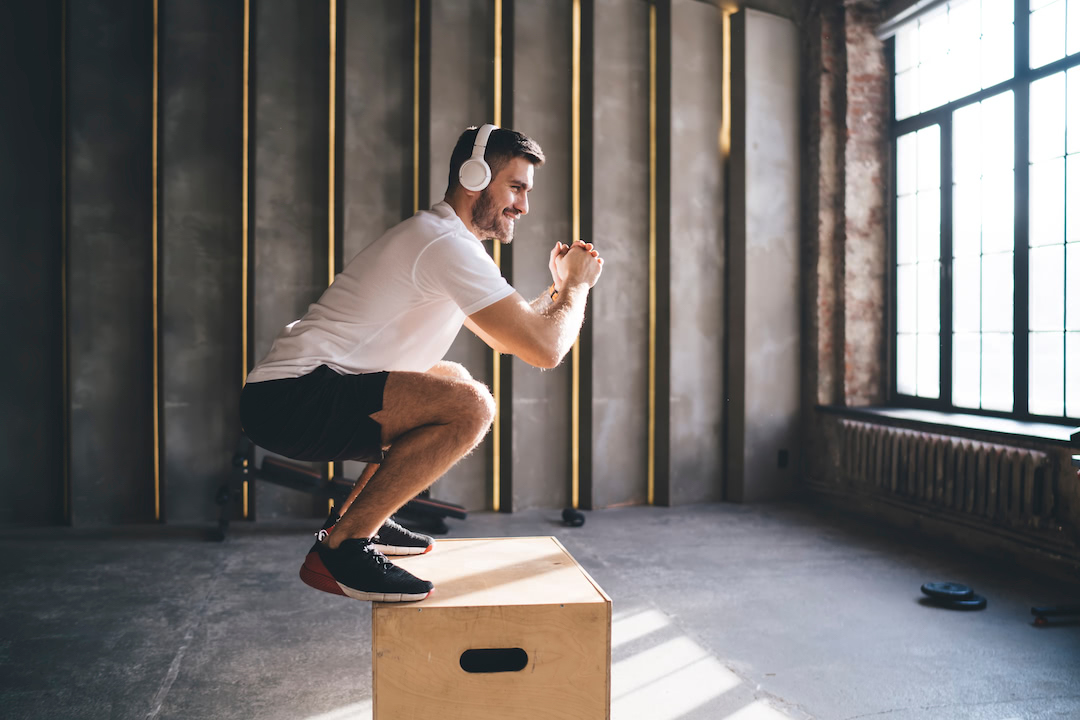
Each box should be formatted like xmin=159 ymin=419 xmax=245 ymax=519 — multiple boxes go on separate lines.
xmin=326 ymin=371 xmax=494 ymax=548
xmin=333 ymin=362 xmax=474 ymax=518
xmin=426 ymin=360 xmax=475 ymax=382
xmin=335 ymin=462 xmax=378 ymax=516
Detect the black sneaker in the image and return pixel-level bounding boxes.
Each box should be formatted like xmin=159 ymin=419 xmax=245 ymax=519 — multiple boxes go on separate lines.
xmin=373 ymin=517 xmax=434 ymax=556
xmin=301 ymin=538 xmax=433 ymax=602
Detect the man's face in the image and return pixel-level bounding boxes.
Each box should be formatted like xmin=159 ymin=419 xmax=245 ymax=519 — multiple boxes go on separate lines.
xmin=471 ymin=157 xmax=534 ymax=244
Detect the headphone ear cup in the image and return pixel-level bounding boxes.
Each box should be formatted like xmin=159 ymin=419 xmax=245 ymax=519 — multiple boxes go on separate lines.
xmin=459 ymin=158 xmax=491 ymax=192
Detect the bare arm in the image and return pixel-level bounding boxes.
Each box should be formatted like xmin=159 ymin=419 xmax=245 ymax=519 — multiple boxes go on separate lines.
xmin=465 ymin=246 xmax=602 ymax=369
xmin=464 ymin=286 xmax=553 ymax=354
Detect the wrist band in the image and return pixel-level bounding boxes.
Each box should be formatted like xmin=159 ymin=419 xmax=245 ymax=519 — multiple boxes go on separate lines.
xmin=549 ymin=283 xmax=559 ymax=302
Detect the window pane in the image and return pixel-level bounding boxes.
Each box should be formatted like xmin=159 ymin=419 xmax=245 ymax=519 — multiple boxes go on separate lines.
xmin=1030 ymin=158 xmax=1066 ymax=247
xmin=1031 ymin=1 xmax=1067 ymax=69
xmin=983 ymin=251 xmax=1015 ymax=332
xmin=918 ymin=261 xmax=941 ymax=332
xmin=1030 ymin=73 xmax=1066 ymax=163
xmin=896 ymin=70 xmax=919 ymax=121
xmin=918 ymin=126 xmax=941 ymax=191
xmin=982 ymin=27 xmax=1015 ymax=88
xmin=917 ymin=333 xmax=941 ymax=398
xmin=1068 ymin=332 xmax=1080 ymax=416
xmin=1069 ymin=0 xmax=1080 ymax=56
xmin=898 ymin=334 xmax=917 ymax=395
xmin=921 ymin=61 xmax=951 ymax=113
xmin=984 ymin=0 xmax=1015 ymax=30
xmin=1067 ymin=155 xmax=1080 ymax=242
xmin=954 ymin=182 xmax=981 ymax=257
xmin=918 ymin=192 xmax=941 ymax=261
xmin=920 ymin=9 xmax=948 ymax=61
xmin=982 ymin=91 xmax=1015 ymax=172
xmin=982 ymin=171 xmax=1014 ymax=253
xmin=951 ymin=40 xmax=981 ymax=101
xmin=954 ymin=104 xmax=981 ymax=181
xmin=953 ymin=256 xmax=981 ymax=332
xmin=1030 ymin=244 xmax=1065 ymax=331
xmin=982 ymin=332 xmax=1014 ymax=411
xmin=1030 ymin=332 xmax=1065 ymax=415
xmin=953 ymin=332 xmax=982 ymax=408
xmin=1069 ymin=70 xmax=1080 ymax=156
xmin=897 ymin=133 xmax=917 ymax=195
xmin=896 ymin=24 xmax=918 ymax=72
xmin=1033 ymin=0 xmax=1058 ymax=12
xmin=1068 ymin=242 xmax=1080 ymax=329
xmin=898 ymin=195 xmax=917 ymax=264
xmin=898 ymin=264 xmax=917 ymax=333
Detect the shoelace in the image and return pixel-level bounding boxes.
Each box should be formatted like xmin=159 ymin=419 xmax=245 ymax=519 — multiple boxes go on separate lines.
xmin=361 ymin=542 xmax=395 ymax=569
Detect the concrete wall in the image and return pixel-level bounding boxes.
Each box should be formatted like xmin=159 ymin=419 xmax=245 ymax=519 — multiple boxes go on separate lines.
xmin=728 ymin=9 xmax=801 ymax=502
xmin=425 ymin=0 xmax=497 ymax=511
xmin=67 ymin=0 xmax=157 ymax=525
xmin=665 ymin=0 xmax=728 ymax=505
xmin=338 ymin=0 xmax=415 ymax=491
xmin=4 ymin=0 xmax=808 ymax=525
xmin=160 ymin=0 xmax=245 ymax=523
xmin=250 ymin=0 xmax=330 ymax=519
xmin=509 ymin=0 xmax=574 ymax=511
xmin=589 ymin=0 xmax=651 ymax=508
xmin=0 ymin=1 xmax=65 ymax=525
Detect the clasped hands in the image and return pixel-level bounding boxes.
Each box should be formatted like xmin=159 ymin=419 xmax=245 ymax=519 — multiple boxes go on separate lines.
xmin=548 ymin=240 xmax=604 ymax=293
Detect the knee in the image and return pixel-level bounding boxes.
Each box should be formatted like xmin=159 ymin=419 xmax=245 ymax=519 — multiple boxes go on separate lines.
xmin=429 ymin=361 xmax=474 ymax=382
xmin=454 ymin=381 xmax=495 ymax=440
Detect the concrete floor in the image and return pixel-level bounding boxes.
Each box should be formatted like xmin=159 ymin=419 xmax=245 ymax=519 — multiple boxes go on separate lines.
xmin=1 ymin=502 xmax=1078 ymax=720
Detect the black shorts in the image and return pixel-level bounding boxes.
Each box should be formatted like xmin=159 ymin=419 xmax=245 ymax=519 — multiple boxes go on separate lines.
xmin=239 ymin=365 xmax=389 ymax=464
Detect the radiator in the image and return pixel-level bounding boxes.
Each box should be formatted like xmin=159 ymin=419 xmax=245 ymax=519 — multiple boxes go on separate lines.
xmin=838 ymin=420 xmax=1055 ymax=529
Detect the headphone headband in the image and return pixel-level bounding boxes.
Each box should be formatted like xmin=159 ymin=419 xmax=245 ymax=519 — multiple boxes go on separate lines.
xmin=459 ymin=123 xmax=499 ymax=192
xmin=472 ymin=124 xmax=498 ymax=158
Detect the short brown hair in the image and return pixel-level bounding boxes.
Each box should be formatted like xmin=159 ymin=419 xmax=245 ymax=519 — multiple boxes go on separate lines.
xmin=446 ymin=126 xmax=545 ymax=193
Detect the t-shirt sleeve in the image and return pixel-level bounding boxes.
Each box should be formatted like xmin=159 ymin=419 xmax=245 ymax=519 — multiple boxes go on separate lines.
xmin=413 ymin=233 xmax=516 ymax=315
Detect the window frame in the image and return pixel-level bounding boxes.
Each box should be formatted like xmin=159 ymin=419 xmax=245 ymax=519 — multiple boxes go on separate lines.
xmin=888 ymin=0 xmax=1080 ymax=425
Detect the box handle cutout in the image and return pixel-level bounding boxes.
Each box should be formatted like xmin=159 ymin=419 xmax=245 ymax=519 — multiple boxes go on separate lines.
xmin=459 ymin=648 xmax=528 ymax=673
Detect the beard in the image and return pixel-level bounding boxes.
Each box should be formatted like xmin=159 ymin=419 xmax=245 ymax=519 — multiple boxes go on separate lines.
xmin=471 ymin=187 xmax=516 ymax=244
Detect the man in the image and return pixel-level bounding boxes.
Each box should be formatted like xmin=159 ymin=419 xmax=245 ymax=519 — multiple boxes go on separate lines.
xmin=240 ymin=125 xmax=603 ymax=603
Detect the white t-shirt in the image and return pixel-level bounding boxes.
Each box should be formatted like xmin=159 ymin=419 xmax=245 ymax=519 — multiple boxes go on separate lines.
xmin=245 ymin=202 xmax=515 ymax=382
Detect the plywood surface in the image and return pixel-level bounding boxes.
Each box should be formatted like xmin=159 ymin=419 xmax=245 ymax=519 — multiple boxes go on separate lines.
xmin=381 ymin=536 xmax=609 ymax=609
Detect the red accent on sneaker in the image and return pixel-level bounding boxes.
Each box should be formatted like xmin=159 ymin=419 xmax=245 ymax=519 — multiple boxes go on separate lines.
xmin=299 ymin=551 xmax=346 ymax=596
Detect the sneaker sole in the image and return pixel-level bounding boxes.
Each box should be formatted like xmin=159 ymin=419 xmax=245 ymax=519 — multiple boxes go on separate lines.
xmin=299 ymin=552 xmax=432 ymax=603
xmin=373 ymin=542 xmax=434 ymax=556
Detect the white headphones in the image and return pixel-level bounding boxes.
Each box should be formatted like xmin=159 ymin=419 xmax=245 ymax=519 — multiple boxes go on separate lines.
xmin=458 ymin=123 xmax=499 ymax=192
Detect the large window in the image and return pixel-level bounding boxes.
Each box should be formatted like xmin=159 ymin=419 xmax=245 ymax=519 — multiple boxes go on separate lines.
xmin=891 ymin=0 xmax=1080 ymax=422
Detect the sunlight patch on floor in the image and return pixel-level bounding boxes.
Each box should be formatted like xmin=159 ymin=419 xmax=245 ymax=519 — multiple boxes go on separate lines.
xmin=612 ymin=607 xmax=672 ymax=649
xmin=612 ymin=635 xmax=741 ymax=719
xmin=303 ymin=698 xmax=372 ymax=720
xmin=723 ymin=699 xmax=793 ymax=719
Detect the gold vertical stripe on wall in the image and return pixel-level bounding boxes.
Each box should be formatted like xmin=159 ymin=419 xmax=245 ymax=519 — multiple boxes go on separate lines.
xmin=413 ymin=0 xmax=420 ymax=215
xmin=327 ymin=0 xmax=337 ymax=483
xmin=492 ymin=0 xmax=503 ymax=512
xmin=152 ymin=0 xmax=162 ymax=521
xmin=241 ymin=0 xmax=251 ymax=518
xmin=242 ymin=0 xmax=250 ymax=388
xmin=720 ymin=10 xmax=732 ymax=157
xmin=328 ymin=0 xmax=337 ymax=288
xmin=61 ymin=0 xmax=70 ymax=523
xmin=570 ymin=0 xmax=581 ymax=509
xmin=647 ymin=2 xmax=657 ymax=505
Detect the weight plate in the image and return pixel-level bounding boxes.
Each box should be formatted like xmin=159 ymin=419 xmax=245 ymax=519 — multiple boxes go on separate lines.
xmin=921 ymin=582 xmax=974 ymax=600
xmin=937 ymin=593 xmax=987 ymax=611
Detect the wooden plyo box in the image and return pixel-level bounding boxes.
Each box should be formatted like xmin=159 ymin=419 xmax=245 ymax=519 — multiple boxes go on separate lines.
xmin=372 ymin=536 xmax=611 ymax=720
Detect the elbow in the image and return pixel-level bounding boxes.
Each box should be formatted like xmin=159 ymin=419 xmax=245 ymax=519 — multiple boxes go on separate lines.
xmin=523 ymin=341 xmax=562 ymax=370
xmin=534 ymin=352 xmax=562 ymax=370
